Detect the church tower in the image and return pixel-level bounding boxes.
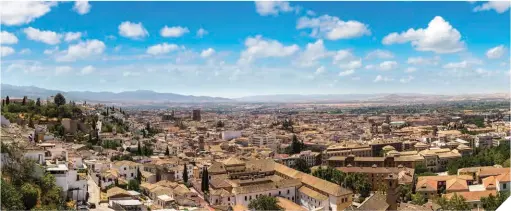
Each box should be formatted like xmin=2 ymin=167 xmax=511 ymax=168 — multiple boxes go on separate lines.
xmin=385 ymin=173 xmax=399 ymax=211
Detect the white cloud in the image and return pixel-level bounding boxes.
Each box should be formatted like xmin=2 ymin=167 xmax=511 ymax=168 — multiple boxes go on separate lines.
xmin=0 ymin=1 xmax=57 ymax=26
xmin=64 ymin=32 xmax=82 ymax=42
xmin=379 ymin=61 xmax=398 ymax=71
xmin=19 ymin=48 xmax=32 ymax=55
xmin=339 ymin=59 xmax=362 ymax=70
xmin=160 ymin=26 xmax=189 ymax=38
xmin=295 ymin=39 xmax=331 ymax=67
xmin=400 ymin=76 xmax=414 ymax=83
xmin=473 ymin=1 xmax=510 ymax=13
xmin=255 ymin=1 xmax=295 ymax=16
xmin=55 ymin=66 xmax=72 ymax=75
xmin=338 ymin=69 xmax=355 ymax=77
xmin=200 ymin=48 xmax=215 ymax=58
xmin=407 ymin=56 xmax=440 ymax=66
xmin=1 ymin=31 xmax=18 ymax=44
xmin=196 ymin=28 xmax=208 ymax=38
xmin=365 ymin=64 xmax=375 ymax=70
xmin=315 ymin=66 xmax=326 ymax=75
xmin=80 ymin=65 xmax=95 ymax=75
xmin=405 ymin=67 xmax=417 ymax=73
xmin=19 ymin=48 xmax=31 ymax=55
xmin=306 ymin=10 xmax=316 ymax=16
xmin=443 ymin=59 xmax=483 ymax=69
xmin=486 ymin=45 xmax=506 ymax=59
xmin=365 ymin=49 xmax=394 ymax=59
xmin=297 ymin=15 xmax=370 ymax=40
xmin=374 ymin=75 xmax=393 ymax=82
xmin=56 ymin=39 xmax=106 ymax=62
xmin=118 ymin=21 xmax=148 ymax=39
xmin=333 ymin=50 xmax=355 ymax=64
xmin=23 ymin=27 xmax=62 ymax=45
xmin=1 ymin=46 xmax=15 ymax=57
xmin=44 ymin=46 xmax=59 ymax=55
xmin=146 ymin=43 xmax=181 ymax=55
xmin=238 ymin=35 xmax=299 ymax=64
xmin=73 ymin=1 xmax=91 ymax=15
xmin=123 ymin=71 xmax=141 ymax=77
xmin=382 ymin=16 xmax=465 ymax=53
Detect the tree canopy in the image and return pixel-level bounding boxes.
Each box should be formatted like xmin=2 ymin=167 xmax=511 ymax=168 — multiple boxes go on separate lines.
xmin=54 ymin=93 xmax=66 ymax=107
xmin=247 ymin=195 xmax=283 ymax=211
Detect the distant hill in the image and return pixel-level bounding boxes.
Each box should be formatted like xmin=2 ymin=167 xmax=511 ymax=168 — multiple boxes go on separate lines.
xmin=0 ymin=84 xmax=232 ymax=103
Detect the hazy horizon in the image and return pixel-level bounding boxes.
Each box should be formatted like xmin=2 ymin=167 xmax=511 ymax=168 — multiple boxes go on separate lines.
xmin=1 ymin=1 xmax=510 ymax=98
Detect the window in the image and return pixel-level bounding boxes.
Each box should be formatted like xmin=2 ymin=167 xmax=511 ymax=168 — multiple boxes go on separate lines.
xmin=124 ymin=167 xmax=127 ymax=171
xmin=504 ymin=184 xmax=507 ymax=189
xmin=228 ymin=197 xmax=230 ymax=201
xmin=245 ymin=196 xmax=247 ymax=201
xmin=279 ymin=191 xmax=281 ymax=195
xmin=287 ymin=189 xmax=290 ymax=194
xmin=131 ymin=173 xmax=134 ymax=177
xmin=249 ymin=196 xmax=252 ymax=200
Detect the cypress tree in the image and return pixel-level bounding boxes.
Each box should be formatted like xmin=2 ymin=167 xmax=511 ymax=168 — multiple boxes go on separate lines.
xmin=137 ymin=141 xmax=142 ymax=155
xmin=36 ymin=98 xmax=41 ymax=106
xmin=6 ymin=96 xmax=9 ymax=105
xmin=183 ymin=163 xmax=188 ymax=183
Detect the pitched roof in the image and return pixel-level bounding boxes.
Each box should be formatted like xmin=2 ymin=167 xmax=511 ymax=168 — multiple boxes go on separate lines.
xmin=355 ymin=192 xmax=389 ymax=211
xmin=482 ymin=176 xmax=497 ymax=189
xmin=496 ymin=171 xmax=510 ymax=183
xmin=446 ymin=178 xmax=469 ymax=192
xmin=416 ymin=179 xmax=437 ymax=192
xmin=298 ymin=186 xmax=329 ymax=201
xmin=445 ymin=190 xmax=497 ymax=202
xmin=276 ymin=197 xmax=307 ymax=211
xmin=107 ymin=187 xmax=131 ymax=198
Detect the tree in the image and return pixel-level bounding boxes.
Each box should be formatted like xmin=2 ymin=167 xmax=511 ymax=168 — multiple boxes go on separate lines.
xmin=216 ymin=120 xmax=224 ymax=128
xmin=1 ymin=178 xmax=25 ymax=210
xmin=21 ymin=183 xmax=39 ymax=210
xmin=294 ymin=158 xmax=311 ymax=174
xmin=54 ymin=93 xmax=66 ymax=107
xmin=36 ymin=98 xmax=41 ymax=106
xmin=28 ymin=114 xmax=34 ymax=128
xmin=248 ymin=195 xmax=283 ymax=211
xmin=137 ymin=141 xmax=142 ymax=155
xmin=22 ymin=96 xmax=27 ymax=105
xmin=165 ymin=146 xmax=170 ymax=156
xmin=6 ymin=96 xmax=10 ymax=105
xmin=201 ymin=167 xmax=210 ymax=193
xmin=137 ymin=168 xmax=142 ymax=184
xmin=127 ymin=180 xmax=140 ymax=191
xmin=411 ymin=192 xmax=426 ymax=205
xmin=183 ymin=164 xmax=189 ymax=183
xmin=397 ymin=184 xmax=412 ymax=202
xmin=481 ymin=191 xmax=510 ymax=211
xmin=414 ymin=163 xmax=429 ymax=175
xmin=289 ymin=134 xmax=304 ymax=154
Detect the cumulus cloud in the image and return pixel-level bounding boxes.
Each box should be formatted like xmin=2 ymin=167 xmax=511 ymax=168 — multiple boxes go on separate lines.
xmin=405 ymin=67 xmax=417 ymax=73
xmin=365 ymin=49 xmax=394 ymax=59
xmin=196 ymin=28 xmax=208 ymax=38
xmin=255 ymin=1 xmax=295 ymax=16
xmin=473 ymin=1 xmax=510 ymax=13
xmin=146 ymin=43 xmax=181 ymax=55
xmin=315 ymin=66 xmax=326 ymax=75
xmin=56 ymin=39 xmax=106 ymax=62
xmin=238 ymin=35 xmax=299 ymax=64
xmin=23 ymin=27 xmax=62 ymax=45
xmin=0 ymin=1 xmax=57 ymax=26
xmin=379 ymin=61 xmax=398 ymax=71
xmin=442 ymin=59 xmax=483 ymax=69
xmin=64 ymin=32 xmax=82 ymax=42
xmin=80 ymin=65 xmax=95 ymax=75
xmin=1 ymin=46 xmax=15 ymax=57
xmin=118 ymin=21 xmax=148 ymax=39
xmin=200 ymin=48 xmax=215 ymax=58
xmin=160 ymin=26 xmax=189 ymax=38
xmin=382 ymin=16 xmax=465 ymax=53
xmin=294 ymin=39 xmax=332 ymax=67
xmin=486 ymin=45 xmax=506 ymax=59
xmin=297 ymin=15 xmax=370 ymax=40
xmin=19 ymin=48 xmax=31 ymax=55
xmin=374 ymin=75 xmax=393 ymax=82
xmin=400 ymin=76 xmax=414 ymax=83
xmin=0 ymin=31 xmax=18 ymax=44
xmin=338 ymin=69 xmax=355 ymax=77
xmin=73 ymin=1 xmax=91 ymax=15
xmin=407 ymin=56 xmax=440 ymax=66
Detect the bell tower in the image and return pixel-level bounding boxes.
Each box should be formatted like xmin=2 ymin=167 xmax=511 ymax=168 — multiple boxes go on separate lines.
xmin=385 ymin=173 xmax=399 ymax=211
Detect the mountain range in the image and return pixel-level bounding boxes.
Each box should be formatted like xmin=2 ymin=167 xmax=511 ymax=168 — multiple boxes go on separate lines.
xmin=1 ymin=84 xmax=509 ymax=104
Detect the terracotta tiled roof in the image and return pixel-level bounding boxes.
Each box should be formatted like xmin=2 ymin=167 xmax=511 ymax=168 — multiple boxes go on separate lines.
xmin=445 ymin=190 xmax=497 ymax=202
xmin=446 ymin=178 xmax=469 ymax=192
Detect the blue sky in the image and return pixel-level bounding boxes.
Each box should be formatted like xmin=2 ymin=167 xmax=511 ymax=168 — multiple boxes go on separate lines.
xmin=0 ymin=1 xmax=509 ymax=98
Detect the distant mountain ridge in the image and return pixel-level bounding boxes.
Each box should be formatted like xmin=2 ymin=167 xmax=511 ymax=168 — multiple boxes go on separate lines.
xmin=1 ymin=84 xmax=508 ymax=104
xmin=0 ymin=84 xmax=232 ymax=103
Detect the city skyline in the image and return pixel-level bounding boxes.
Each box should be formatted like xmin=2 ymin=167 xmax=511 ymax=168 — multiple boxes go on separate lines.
xmin=1 ymin=1 xmax=510 ymax=98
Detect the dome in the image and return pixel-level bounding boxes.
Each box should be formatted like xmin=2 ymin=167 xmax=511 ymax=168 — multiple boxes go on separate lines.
xmin=383 ymin=145 xmax=396 ymax=151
